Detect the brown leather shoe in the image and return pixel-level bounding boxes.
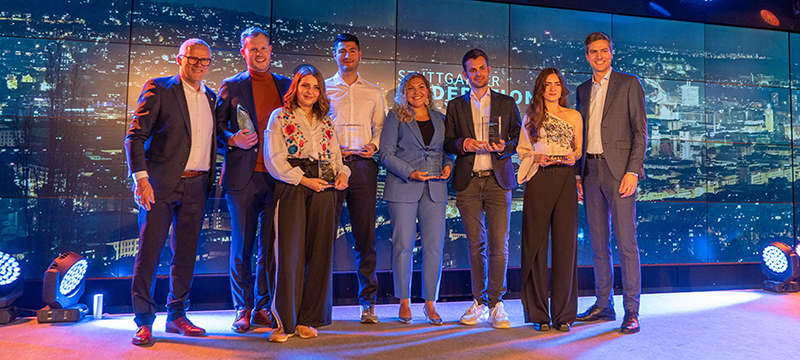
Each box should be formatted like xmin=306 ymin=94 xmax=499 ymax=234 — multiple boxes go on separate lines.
xmin=295 ymin=325 xmax=318 ymax=339
xmin=131 ymin=325 xmax=154 ymax=346
xmin=231 ymin=309 xmax=252 ymax=333
xmin=252 ymin=309 xmax=273 ymax=327
xmin=165 ymin=316 xmax=206 ymax=336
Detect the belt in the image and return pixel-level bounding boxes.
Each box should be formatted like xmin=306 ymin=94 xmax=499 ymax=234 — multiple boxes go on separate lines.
xmin=471 ymin=170 xmax=494 ymax=178
xmin=181 ymin=170 xmax=207 ymax=178
xmin=344 ymin=154 xmax=372 ymax=162
xmin=586 ymin=153 xmax=605 ymax=159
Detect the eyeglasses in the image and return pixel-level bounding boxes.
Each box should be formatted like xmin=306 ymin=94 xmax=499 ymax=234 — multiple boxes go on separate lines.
xmin=180 ymin=55 xmax=212 ymax=66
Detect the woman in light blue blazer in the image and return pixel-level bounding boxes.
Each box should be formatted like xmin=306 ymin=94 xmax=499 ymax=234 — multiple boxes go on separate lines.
xmin=380 ymin=72 xmax=454 ymax=325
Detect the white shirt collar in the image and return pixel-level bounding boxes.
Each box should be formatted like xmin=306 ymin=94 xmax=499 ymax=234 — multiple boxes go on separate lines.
xmin=331 ymin=71 xmax=362 ymax=87
xmin=181 ymin=77 xmax=206 ymax=94
xmin=592 ymin=68 xmax=612 ymax=86
xmin=469 ymin=87 xmax=492 ymax=101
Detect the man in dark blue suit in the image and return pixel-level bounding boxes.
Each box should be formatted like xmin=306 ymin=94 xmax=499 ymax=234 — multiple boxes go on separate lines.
xmin=125 ymin=38 xmax=217 ymax=346
xmin=444 ymin=49 xmax=521 ymax=329
xmin=215 ymin=27 xmax=291 ymax=333
xmin=575 ymin=32 xmax=647 ymax=334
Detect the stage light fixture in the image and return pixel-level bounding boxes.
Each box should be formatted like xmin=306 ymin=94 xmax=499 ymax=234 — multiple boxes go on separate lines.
xmin=37 ymin=252 xmax=89 ymax=323
xmin=0 ymin=251 xmax=23 ymax=324
xmin=761 ymin=242 xmax=800 ymax=293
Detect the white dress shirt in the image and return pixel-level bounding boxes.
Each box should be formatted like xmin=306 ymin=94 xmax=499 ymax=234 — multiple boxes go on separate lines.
xmin=133 ymin=79 xmax=213 ymax=180
xmin=264 ymin=108 xmax=351 ymax=186
xmin=325 ymin=72 xmax=385 ymax=150
xmin=469 ymin=88 xmax=493 ymax=171
xmin=586 ymin=69 xmax=611 ymax=155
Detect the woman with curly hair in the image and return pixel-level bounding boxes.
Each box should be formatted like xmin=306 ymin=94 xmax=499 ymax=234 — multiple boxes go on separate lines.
xmin=264 ymin=65 xmax=350 ymax=342
xmin=380 ymin=72 xmax=454 ymax=325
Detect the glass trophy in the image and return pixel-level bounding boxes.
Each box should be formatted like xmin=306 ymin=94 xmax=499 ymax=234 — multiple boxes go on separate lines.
xmin=318 ymin=152 xmax=337 ymax=184
xmin=485 ymin=116 xmax=501 ymax=145
xmin=424 ymin=147 xmax=443 ymax=178
xmin=341 ymin=123 xmax=365 ymax=152
xmin=236 ymin=104 xmax=256 ymax=133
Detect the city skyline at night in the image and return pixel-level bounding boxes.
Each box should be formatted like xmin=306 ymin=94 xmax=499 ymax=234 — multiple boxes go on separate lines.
xmin=0 ymin=0 xmax=797 ymax=279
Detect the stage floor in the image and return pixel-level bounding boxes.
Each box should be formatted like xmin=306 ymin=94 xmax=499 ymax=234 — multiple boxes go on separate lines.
xmin=2 ymin=290 xmax=798 ymax=359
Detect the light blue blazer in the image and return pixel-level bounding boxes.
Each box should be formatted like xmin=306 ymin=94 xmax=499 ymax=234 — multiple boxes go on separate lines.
xmin=380 ymin=109 xmax=455 ymax=203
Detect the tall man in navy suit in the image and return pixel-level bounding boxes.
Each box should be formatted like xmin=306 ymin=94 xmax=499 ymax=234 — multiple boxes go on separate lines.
xmin=125 ymin=38 xmax=217 ymax=346
xmin=444 ymin=49 xmax=521 ymax=329
xmin=216 ymin=27 xmax=291 ymax=333
xmin=574 ymin=32 xmax=647 ymax=334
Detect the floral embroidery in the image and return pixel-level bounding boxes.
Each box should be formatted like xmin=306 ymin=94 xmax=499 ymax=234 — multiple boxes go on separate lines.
xmin=278 ymin=110 xmax=335 ymax=159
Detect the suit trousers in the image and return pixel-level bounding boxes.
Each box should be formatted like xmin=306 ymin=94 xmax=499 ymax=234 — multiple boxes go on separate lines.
xmin=131 ymin=174 xmax=209 ymax=327
xmin=334 ymin=157 xmax=379 ymax=305
xmin=226 ymin=170 xmax=276 ymax=311
xmin=584 ymin=158 xmax=641 ymax=313
xmin=387 ymin=184 xmax=446 ymax=301
xmin=272 ymin=161 xmax=337 ymax=331
xmin=520 ymin=165 xmax=578 ymax=326
xmin=455 ymin=175 xmax=511 ymax=308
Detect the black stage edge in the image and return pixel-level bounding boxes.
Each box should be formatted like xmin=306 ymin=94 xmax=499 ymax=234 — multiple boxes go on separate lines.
xmin=14 ymin=263 xmax=766 ymax=315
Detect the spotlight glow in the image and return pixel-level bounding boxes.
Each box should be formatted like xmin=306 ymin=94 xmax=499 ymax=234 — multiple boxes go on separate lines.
xmin=59 ymin=258 xmax=88 ymax=296
xmin=763 ymin=245 xmax=788 ymax=273
xmin=0 ymin=252 xmax=21 ymax=286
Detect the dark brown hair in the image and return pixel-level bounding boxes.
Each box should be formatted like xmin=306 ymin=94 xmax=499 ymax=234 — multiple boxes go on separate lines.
xmin=525 ymin=68 xmax=569 ymax=142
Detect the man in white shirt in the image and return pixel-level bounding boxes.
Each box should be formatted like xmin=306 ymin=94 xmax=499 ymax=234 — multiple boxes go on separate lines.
xmin=444 ymin=49 xmax=521 ymax=329
xmin=574 ymin=31 xmax=647 ymax=334
xmin=124 ymin=38 xmax=217 ymax=346
xmin=325 ymin=33 xmax=385 ymax=323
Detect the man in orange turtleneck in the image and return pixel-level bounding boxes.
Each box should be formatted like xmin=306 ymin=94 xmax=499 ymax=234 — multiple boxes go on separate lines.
xmin=215 ymin=27 xmax=291 ymax=333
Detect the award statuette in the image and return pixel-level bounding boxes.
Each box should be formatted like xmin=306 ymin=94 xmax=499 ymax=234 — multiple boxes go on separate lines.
xmin=486 ymin=116 xmax=501 ymax=145
xmin=424 ymin=146 xmax=443 ymax=178
xmin=236 ymin=104 xmax=256 ymax=133
xmin=340 ymin=123 xmax=366 ymax=153
xmin=318 ymin=152 xmax=337 ymax=184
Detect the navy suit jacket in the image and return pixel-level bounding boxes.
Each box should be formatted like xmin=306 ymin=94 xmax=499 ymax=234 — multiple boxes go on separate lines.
xmin=380 ymin=109 xmax=455 ymax=203
xmin=124 ymin=75 xmax=217 ymax=199
xmin=215 ymin=70 xmax=292 ymax=190
xmin=444 ymin=90 xmax=521 ymax=192
xmin=575 ymin=70 xmax=647 ymax=181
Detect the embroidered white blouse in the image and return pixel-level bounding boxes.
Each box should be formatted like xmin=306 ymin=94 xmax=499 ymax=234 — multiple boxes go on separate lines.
xmin=264 ymin=107 xmax=351 ymax=186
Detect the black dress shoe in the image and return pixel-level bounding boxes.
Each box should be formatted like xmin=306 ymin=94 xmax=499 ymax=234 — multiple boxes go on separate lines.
xmin=131 ymin=325 xmax=154 ymax=346
xmin=576 ymin=304 xmax=616 ymax=321
xmin=533 ymin=323 xmax=551 ymax=331
xmin=620 ymin=312 xmax=640 ymax=334
xmin=554 ymin=323 xmax=571 ymax=332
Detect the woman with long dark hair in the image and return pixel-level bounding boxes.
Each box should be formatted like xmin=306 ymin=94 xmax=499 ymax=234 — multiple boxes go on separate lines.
xmin=264 ymin=65 xmax=350 ymax=342
xmin=517 ymin=68 xmax=583 ymax=332
xmin=380 ymin=72 xmax=453 ymax=325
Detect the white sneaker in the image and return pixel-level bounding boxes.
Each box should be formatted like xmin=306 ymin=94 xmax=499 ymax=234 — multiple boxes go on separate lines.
xmin=489 ymin=302 xmax=510 ymax=329
xmin=460 ymin=300 xmax=489 ymax=325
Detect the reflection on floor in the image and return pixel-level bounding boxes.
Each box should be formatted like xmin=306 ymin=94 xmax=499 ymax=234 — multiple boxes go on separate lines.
xmin=2 ymin=290 xmax=799 ymax=360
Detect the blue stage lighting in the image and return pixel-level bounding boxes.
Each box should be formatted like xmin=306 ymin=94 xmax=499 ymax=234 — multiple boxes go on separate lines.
xmin=0 ymin=251 xmax=23 ymax=324
xmin=38 ymin=252 xmax=89 ymax=323
xmin=0 ymin=252 xmax=21 ymax=286
xmin=59 ymin=258 xmax=87 ymax=296
xmin=761 ymin=242 xmax=800 ymax=293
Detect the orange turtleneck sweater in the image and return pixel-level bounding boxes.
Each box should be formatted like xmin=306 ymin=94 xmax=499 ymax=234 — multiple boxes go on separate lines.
xmin=251 ymin=69 xmax=283 ymax=173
